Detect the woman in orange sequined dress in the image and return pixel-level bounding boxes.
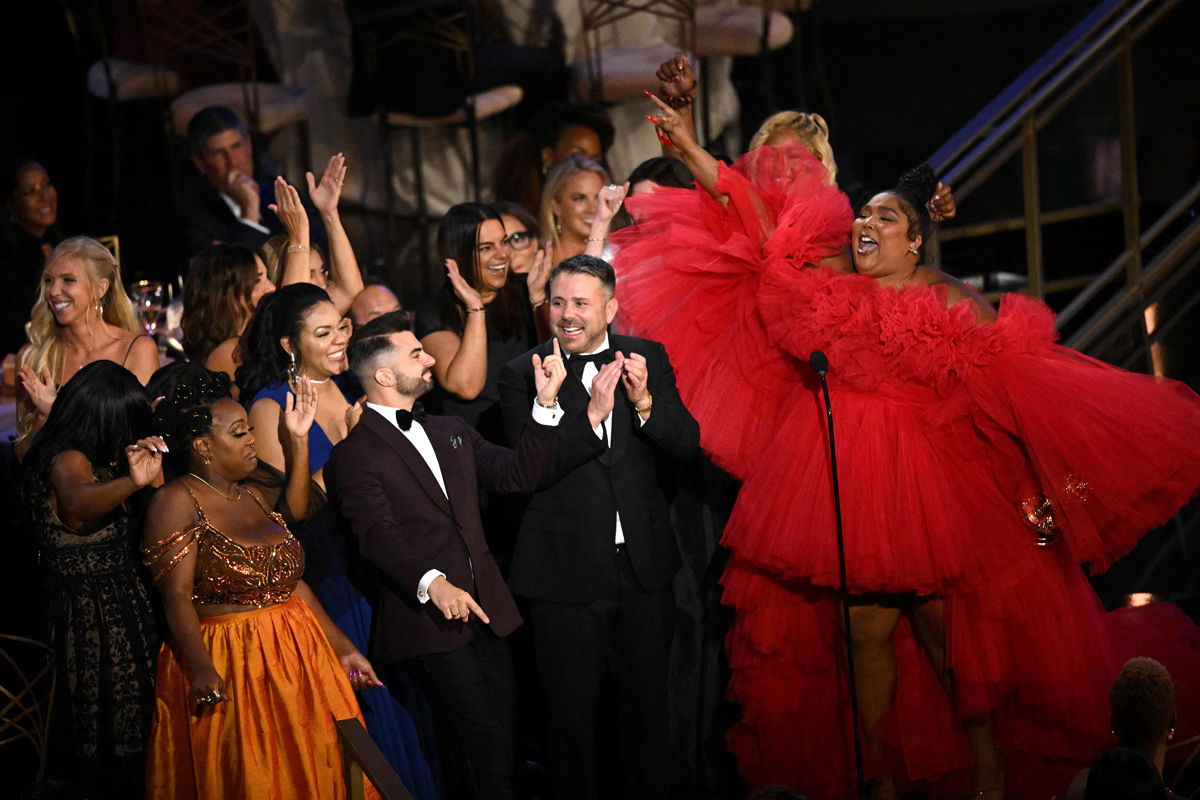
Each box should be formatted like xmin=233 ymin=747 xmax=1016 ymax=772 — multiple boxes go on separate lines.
xmin=141 ymin=372 xmax=382 ymax=799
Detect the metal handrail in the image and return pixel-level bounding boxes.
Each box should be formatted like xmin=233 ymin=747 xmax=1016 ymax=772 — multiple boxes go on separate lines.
xmin=921 ymin=0 xmax=1196 ymax=375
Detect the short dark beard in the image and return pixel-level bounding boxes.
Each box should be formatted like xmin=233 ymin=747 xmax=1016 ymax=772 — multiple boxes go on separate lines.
xmin=396 ymin=374 xmax=434 ymax=398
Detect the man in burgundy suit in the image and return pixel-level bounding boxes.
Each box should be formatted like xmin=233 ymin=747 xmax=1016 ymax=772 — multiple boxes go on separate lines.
xmin=326 ymin=311 xmax=579 ymax=800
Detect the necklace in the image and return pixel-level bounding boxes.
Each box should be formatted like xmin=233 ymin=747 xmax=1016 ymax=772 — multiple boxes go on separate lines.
xmin=295 ymin=373 xmax=330 ymax=385
xmin=188 ymin=472 xmax=242 ymax=502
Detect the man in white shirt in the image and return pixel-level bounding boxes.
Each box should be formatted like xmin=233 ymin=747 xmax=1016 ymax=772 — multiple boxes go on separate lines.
xmin=326 ymin=310 xmax=572 ymax=800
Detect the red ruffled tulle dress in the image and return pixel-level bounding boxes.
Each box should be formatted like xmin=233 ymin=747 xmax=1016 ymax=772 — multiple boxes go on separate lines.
xmin=611 ymin=144 xmax=1200 ymax=798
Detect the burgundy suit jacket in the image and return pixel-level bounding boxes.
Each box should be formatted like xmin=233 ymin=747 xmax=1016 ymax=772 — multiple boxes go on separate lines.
xmin=325 ymin=407 xmax=551 ymax=662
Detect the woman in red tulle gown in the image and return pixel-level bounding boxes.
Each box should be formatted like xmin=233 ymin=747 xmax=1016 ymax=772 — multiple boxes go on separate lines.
xmin=610 ymin=94 xmax=1200 ymax=799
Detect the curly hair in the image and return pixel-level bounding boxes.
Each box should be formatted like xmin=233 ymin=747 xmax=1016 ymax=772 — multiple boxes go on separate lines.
xmin=181 ymin=244 xmax=259 ymax=364
xmin=234 ymin=282 xmax=332 ymax=404
xmin=749 ymin=111 xmax=838 ymax=185
xmin=888 ymin=164 xmax=938 ymax=263
xmin=1110 ymin=657 xmax=1175 ymax=750
xmin=150 ymin=364 xmax=233 ymax=477
xmin=18 ymin=236 xmax=141 ymax=446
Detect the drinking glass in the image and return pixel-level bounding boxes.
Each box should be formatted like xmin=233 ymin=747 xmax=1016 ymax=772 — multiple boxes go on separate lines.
xmin=130 ymin=280 xmax=165 ymax=337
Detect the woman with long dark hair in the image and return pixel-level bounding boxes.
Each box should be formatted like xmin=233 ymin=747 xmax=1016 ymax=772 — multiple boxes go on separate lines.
xmin=181 ymin=243 xmax=275 ymax=389
xmin=235 ymin=284 xmax=439 ymax=798
xmin=22 ymin=360 xmax=164 ymax=799
xmin=416 ymin=202 xmax=542 ymax=441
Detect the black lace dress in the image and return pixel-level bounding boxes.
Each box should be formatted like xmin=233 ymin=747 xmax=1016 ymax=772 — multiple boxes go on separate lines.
xmin=30 ymin=472 xmax=160 ymax=799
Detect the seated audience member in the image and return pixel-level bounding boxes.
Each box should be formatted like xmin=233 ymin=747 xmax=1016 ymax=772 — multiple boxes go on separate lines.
xmin=539 ymin=156 xmax=627 ymax=262
xmin=1066 ymin=657 xmax=1183 ymax=800
xmin=325 ymin=310 xmax=568 ymax=800
xmin=180 ymin=244 xmax=275 ymax=390
xmin=1 ymin=157 xmax=63 ymax=355
xmin=493 ymin=102 xmax=615 ymax=214
xmin=173 ymin=106 xmax=284 ymax=264
xmin=142 ymin=369 xmax=383 ymax=799
xmin=16 ymin=237 xmax=157 ymax=459
xmin=262 ymin=154 xmax=364 ymax=315
xmin=416 ymin=203 xmax=542 ymax=441
xmin=349 ymin=276 xmax=403 ymax=329
xmin=21 ymin=361 xmax=163 ymax=799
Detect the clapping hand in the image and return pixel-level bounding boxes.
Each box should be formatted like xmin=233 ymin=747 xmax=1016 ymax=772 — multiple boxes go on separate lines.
xmin=126 ymin=436 xmax=168 ymax=489
xmin=445 ymin=258 xmax=484 ymax=310
xmin=532 ymin=338 xmax=566 ymax=406
xmin=307 ymin=153 xmax=346 ymax=218
xmin=655 ymin=52 xmax=696 ymax=109
xmin=268 ymin=176 xmax=310 ymax=241
xmin=927 ymin=182 xmax=957 ymax=223
xmin=618 ymin=352 xmax=650 ymax=413
xmin=587 ymin=355 xmax=624 ymax=429
xmin=284 ymin=376 xmax=318 ymax=439
xmin=19 ymin=363 xmax=57 ymax=416
xmin=527 ymin=240 xmax=554 ymax=306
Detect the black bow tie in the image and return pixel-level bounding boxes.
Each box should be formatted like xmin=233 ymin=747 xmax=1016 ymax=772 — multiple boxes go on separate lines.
xmin=396 ymin=403 xmax=427 ymax=431
xmin=568 ymin=350 xmax=613 ymax=379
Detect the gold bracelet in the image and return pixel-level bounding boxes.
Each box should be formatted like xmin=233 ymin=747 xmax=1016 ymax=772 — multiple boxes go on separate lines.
xmin=635 ymin=395 xmax=653 ymax=415
xmin=466 ymin=306 xmax=487 ymax=314
xmin=531 ymin=298 xmax=548 ymax=309
xmin=287 ymin=244 xmax=310 ymax=254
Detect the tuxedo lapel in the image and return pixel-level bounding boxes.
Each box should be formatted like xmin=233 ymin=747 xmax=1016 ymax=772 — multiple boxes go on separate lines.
xmin=425 ymin=417 xmax=465 ymax=509
xmin=361 ymin=409 xmax=453 ymax=517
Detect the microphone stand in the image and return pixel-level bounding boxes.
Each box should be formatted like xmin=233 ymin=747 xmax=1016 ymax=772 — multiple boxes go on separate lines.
xmin=810 ymin=350 xmax=867 ymax=800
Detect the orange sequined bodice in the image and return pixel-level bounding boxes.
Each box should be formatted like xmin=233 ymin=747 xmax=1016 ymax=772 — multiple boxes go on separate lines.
xmin=143 ymin=483 xmax=305 ymax=607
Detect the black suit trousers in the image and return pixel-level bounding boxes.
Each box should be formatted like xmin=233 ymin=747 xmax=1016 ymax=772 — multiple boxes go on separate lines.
xmin=530 ymin=546 xmax=675 ymax=800
xmin=394 ymin=619 xmax=516 ymax=800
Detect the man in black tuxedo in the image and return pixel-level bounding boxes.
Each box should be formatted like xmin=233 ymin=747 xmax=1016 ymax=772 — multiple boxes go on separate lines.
xmin=173 ymin=106 xmax=285 ymax=266
xmin=326 ymin=311 xmax=575 ymax=800
xmin=498 ymin=255 xmax=700 ymax=800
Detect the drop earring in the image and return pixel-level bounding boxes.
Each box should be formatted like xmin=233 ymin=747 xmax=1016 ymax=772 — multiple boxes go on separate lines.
xmin=287 ymin=349 xmax=297 ymax=382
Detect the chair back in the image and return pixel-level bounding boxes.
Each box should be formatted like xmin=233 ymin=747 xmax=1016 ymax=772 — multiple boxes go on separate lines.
xmin=0 ymin=634 xmax=57 ymax=782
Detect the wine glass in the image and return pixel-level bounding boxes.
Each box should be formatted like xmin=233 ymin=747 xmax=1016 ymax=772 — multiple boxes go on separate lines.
xmin=130 ymin=280 xmax=165 ymax=337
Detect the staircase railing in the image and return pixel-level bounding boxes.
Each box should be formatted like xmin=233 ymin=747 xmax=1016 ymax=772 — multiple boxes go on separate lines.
xmin=925 ymin=0 xmax=1195 ymax=374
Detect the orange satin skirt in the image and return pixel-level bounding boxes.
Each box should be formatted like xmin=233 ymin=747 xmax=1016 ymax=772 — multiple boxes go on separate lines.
xmin=145 ymin=594 xmax=378 ymax=799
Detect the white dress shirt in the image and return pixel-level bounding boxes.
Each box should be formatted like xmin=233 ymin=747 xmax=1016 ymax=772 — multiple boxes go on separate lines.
xmin=218 ymin=191 xmax=270 ymax=235
xmin=570 ymin=334 xmax=646 ymax=546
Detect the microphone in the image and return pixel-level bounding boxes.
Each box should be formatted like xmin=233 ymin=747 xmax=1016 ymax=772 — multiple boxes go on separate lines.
xmin=808 ymin=349 xmax=866 ymax=799
xmin=809 ymin=349 xmax=829 ymax=377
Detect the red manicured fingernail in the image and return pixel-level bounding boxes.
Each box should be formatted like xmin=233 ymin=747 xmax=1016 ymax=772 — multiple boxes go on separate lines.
xmin=643 ymin=90 xmax=654 ymax=98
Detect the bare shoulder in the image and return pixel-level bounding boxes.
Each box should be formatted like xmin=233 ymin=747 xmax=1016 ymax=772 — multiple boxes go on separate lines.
xmin=923 ymin=268 xmax=997 ymax=324
xmin=144 ymin=480 xmax=198 ymax=540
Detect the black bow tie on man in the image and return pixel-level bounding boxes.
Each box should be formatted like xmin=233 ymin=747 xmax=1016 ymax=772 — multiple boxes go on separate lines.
xmin=396 ymin=402 xmax=427 ymax=431
xmin=568 ymin=350 xmax=614 ymax=379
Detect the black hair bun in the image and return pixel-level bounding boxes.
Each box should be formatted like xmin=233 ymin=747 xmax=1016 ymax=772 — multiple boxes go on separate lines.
xmin=895 ymin=164 xmax=938 ymax=216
